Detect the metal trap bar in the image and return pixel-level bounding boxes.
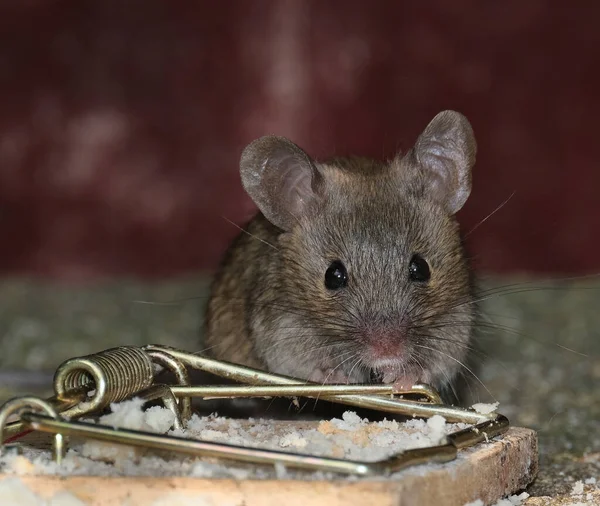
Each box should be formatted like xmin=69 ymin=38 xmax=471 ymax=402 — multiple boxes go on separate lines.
xmin=142 ymin=345 xmax=493 ymax=424
xmin=0 ymin=345 xmax=510 ymax=476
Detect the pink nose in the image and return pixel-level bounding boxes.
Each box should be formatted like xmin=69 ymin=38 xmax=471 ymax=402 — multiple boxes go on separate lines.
xmin=363 ymin=328 xmax=406 ymax=360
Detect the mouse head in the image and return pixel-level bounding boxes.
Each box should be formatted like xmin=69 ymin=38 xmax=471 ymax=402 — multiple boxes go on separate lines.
xmin=239 ymin=111 xmax=477 ymax=393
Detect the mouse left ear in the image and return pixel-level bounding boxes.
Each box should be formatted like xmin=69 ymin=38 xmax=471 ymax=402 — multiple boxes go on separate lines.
xmin=407 ymin=110 xmax=477 ymax=214
xmin=240 ymin=135 xmax=324 ymax=231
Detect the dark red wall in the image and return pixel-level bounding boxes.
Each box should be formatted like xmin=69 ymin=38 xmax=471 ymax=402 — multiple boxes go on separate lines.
xmin=1 ymin=1 xmax=599 ymax=281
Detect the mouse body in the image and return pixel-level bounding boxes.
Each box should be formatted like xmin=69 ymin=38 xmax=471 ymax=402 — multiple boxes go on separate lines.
xmin=203 ymin=111 xmax=477 ymax=400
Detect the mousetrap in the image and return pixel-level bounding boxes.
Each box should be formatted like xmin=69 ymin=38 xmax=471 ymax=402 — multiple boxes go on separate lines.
xmin=0 ymin=345 xmax=538 ymax=506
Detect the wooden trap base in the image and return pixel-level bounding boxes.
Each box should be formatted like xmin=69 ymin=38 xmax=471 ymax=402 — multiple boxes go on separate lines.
xmin=0 ymin=424 xmax=538 ymax=506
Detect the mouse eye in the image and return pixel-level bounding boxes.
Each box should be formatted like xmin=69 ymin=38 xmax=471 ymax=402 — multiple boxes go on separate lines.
xmin=325 ymin=260 xmax=348 ymax=290
xmin=409 ymin=254 xmax=430 ymax=282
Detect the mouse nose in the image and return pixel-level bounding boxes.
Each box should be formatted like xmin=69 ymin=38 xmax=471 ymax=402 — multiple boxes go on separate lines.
xmin=362 ymin=327 xmax=406 ymax=361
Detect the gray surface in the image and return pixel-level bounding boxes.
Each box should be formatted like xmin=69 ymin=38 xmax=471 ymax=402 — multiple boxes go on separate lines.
xmin=0 ymin=275 xmax=598 ymax=497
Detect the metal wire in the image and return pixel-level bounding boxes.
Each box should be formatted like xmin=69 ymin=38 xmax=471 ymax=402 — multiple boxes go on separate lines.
xmin=145 ymin=345 xmax=488 ymax=424
xmin=0 ymin=397 xmax=65 ymax=464
xmin=17 ymin=412 xmax=509 ymax=476
xmin=146 ymin=350 xmax=192 ymax=422
xmin=0 ymin=344 xmax=512 ymax=476
xmin=169 ymin=383 xmax=443 ymax=403
xmin=136 ymin=385 xmax=184 ymax=431
xmin=2 ymin=389 xmax=87 ymax=443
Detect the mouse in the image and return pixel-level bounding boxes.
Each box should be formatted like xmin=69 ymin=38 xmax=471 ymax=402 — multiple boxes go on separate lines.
xmin=202 ymin=110 xmax=477 ymax=405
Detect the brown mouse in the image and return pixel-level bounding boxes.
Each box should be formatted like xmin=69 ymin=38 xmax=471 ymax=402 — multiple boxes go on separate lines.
xmin=203 ymin=110 xmax=477 ymax=402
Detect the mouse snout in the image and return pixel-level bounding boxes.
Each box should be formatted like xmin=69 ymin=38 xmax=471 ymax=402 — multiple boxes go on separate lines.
xmin=362 ymin=327 xmax=407 ymax=363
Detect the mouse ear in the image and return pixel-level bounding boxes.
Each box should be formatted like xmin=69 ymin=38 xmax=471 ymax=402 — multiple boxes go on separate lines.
xmin=409 ymin=110 xmax=477 ymax=214
xmin=240 ymin=135 xmax=323 ymax=231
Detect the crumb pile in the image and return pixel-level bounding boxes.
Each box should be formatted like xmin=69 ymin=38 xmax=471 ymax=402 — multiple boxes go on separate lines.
xmin=0 ymin=397 xmax=471 ymax=480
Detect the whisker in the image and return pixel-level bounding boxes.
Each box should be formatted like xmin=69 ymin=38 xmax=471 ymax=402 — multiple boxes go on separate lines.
xmin=221 ymin=215 xmax=279 ymax=251
xmin=554 ymin=344 xmax=588 ymax=357
xmin=464 ymin=191 xmax=515 ymax=238
xmin=413 ymin=343 xmax=497 ymax=401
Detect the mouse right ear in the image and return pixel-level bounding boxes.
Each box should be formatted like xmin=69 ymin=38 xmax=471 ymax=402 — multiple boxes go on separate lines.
xmin=240 ymin=136 xmax=323 ymax=231
xmin=408 ymin=110 xmax=477 ymax=214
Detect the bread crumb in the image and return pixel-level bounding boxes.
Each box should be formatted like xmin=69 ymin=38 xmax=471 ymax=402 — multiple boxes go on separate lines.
xmin=571 ymin=480 xmax=584 ymax=495
xmin=0 ymin=402 xmax=489 ymax=481
xmin=464 ymin=492 xmax=529 ymax=506
xmin=279 ymin=433 xmax=308 ymax=449
xmin=97 ymin=398 xmax=175 ymax=432
xmin=317 ymin=420 xmax=336 ymax=435
xmin=426 ymin=415 xmax=447 ymax=445
xmin=506 ymin=492 xmax=529 ymax=505
xmin=471 ymin=402 xmax=499 ymax=415
xmin=585 ymin=477 xmax=596 ymax=485
xmin=79 ymin=397 xmax=176 ymax=463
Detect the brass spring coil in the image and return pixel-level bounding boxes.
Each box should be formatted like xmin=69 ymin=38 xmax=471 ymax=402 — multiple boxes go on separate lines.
xmin=53 ymin=346 xmax=155 ymax=416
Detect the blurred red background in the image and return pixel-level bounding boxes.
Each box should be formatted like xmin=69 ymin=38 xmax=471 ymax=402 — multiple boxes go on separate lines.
xmin=1 ymin=1 xmax=599 ymax=281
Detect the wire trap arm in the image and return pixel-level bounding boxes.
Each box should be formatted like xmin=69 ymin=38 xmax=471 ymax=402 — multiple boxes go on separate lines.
xmin=0 ymin=345 xmax=509 ymax=476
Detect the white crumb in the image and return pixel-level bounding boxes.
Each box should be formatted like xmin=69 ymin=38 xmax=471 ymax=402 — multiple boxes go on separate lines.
xmin=94 ymin=397 xmax=175 ymax=433
xmin=78 ymin=398 xmax=175 ymax=463
xmin=279 ymin=432 xmax=308 ymax=448
xmin=0 ymin=399 xmax=472 ymax=481
xmin=504 ymin=492 xmax=529 ymax=505
xmin=426 ymin=415 xmax=447 ymax=445
xmin=571 ymin=480 xmax=585 ymax=495
xmin=471 ymin=402 xmax=499 ymax=415
xmin=585 ymin=477 xmax=597 ymax=485
xmin=330 ymin=410 xmax=364 ymax=430
xmin=464 ymin=492 xmax=529 ymax=506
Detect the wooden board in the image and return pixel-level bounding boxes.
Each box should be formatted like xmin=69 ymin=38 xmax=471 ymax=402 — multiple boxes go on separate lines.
xmin=0 ymin=425 xmax=537 ymax=506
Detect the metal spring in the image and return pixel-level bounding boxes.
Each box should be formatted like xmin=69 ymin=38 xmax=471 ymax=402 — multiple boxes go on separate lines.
xmin=53 ymin=346 xmax=155 ymax=418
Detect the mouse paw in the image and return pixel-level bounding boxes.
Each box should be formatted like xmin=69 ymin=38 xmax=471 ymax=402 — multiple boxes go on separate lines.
xmin=381 ymin=369 xmax=420 ymax=391
xmin=391 ymin=377 xmax=419 ymax=392
xmin=309 ymin=368 xmax=349 ymax=384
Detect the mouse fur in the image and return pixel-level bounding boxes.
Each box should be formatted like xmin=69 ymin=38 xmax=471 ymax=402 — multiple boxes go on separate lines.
xmin=203 ymin=110 xmax=477 ymax=403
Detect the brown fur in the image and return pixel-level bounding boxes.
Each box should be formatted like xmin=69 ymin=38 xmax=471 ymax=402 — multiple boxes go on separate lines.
xmin=204 ymin=111 xmax=476 ymax=399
